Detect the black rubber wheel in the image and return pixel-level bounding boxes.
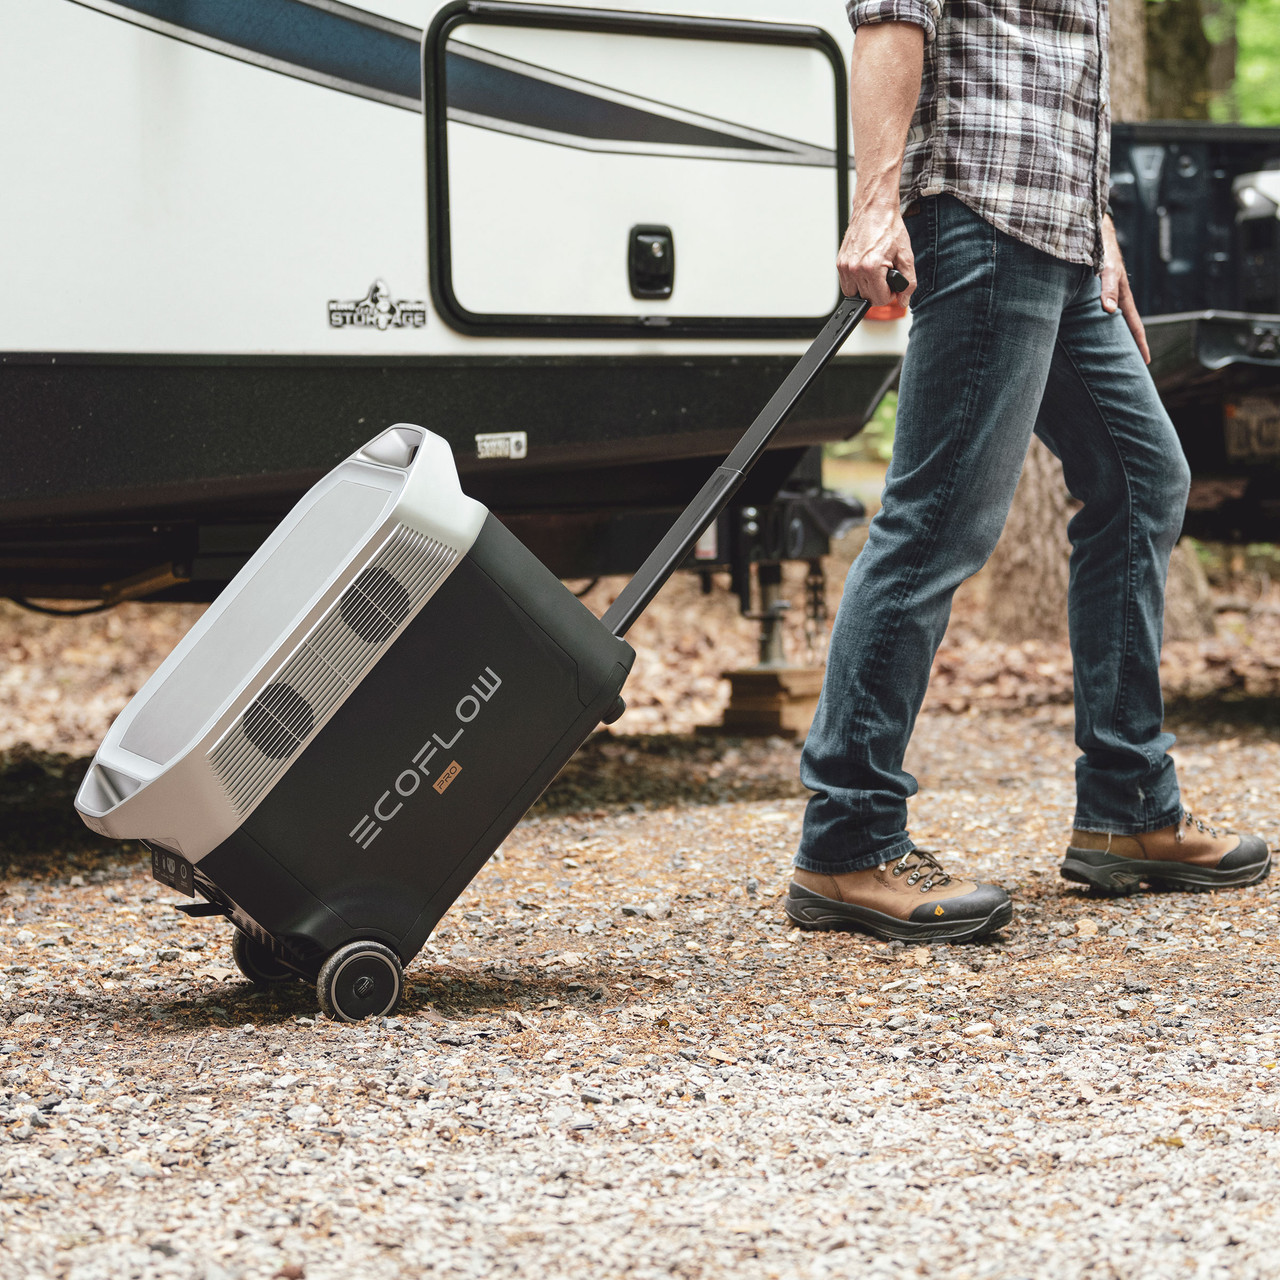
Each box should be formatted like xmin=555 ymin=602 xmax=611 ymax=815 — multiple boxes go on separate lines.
xmin=317 ymin=941 xmax=404 ymax=1022
xmin=231 ymin=930 xmax=297 ymax=987
xmin=602 ymin=695 xmax=627 ymax=725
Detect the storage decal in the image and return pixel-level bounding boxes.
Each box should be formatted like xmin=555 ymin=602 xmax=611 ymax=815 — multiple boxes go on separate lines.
xmin=328 ymin=280 xmax=427 ymax=330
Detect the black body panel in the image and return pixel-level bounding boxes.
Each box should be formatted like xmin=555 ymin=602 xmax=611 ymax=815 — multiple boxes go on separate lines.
xmin=198 ymin=514 xmax=633 ymax=967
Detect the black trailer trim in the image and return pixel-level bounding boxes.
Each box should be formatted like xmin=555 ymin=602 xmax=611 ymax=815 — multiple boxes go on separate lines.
xmin=0 ymin=346 xmax=900 ymax=595
xmin=424 ymin=1 xmax=851 ymax=339
xmin=0 ymin=350 xmax=898 ymax=522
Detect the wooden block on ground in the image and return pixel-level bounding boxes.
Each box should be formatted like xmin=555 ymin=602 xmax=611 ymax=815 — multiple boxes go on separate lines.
xmin=701 ymin=666 xmax=825 ymax=738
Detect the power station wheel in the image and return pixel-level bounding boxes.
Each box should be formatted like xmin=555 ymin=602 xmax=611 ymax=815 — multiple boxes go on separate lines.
xmin=231 ymin=929 xmax=297 ymax=987
xmin=317 ymin=941 xmax=404 ymax=1022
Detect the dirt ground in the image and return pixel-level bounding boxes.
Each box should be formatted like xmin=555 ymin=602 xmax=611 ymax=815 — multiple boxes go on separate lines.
xmin=7 ymin=521 xmax=1280 ymax=760
xmin=4 ymin=537 xmax=1280 ymax=1278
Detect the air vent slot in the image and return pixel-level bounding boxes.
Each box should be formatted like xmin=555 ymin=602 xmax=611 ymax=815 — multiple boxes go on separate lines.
xmin=209 ymin=526 xmax=458 ymax=814
xmin=243 ymin=683 xmax=316 ymax=758
xmin=340 ymin=565 xmax=412 ymax=644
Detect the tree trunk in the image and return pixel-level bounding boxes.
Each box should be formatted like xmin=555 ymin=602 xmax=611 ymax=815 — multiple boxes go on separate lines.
xmin=980 ymin=440 xmax=1073 ymax=643
xmin=1147 ymin=0 xmax=1214 ymax=119
xmin=978 ymin=0 xmax=1215 ymax=645
xmin=1111 ymin=0 xmax=1150 ymax=120
xmin=1202 ymin=0 xmax=1239 ymax=119
xmin=1164 ymin=539 xmax=1218 ymax=641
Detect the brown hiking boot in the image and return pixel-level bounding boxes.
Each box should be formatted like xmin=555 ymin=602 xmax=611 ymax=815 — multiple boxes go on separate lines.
xmin=784 ymin=849 xmax=1012 ymax=943
xmin=1061 ymin=811 xmax=1271 ymax=895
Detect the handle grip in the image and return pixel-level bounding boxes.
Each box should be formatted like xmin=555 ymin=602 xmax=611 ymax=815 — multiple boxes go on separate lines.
xmin=843 ymin=268 xmax=910 ymax=305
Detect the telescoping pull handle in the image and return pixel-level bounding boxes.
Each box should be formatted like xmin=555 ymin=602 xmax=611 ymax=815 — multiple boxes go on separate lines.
xmin=602 ymin=269 xmax=909 ymax=639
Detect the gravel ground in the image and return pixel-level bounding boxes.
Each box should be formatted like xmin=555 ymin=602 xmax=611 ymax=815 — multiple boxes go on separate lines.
xmin=5 ymin=707 xmax=1280 ymax=1279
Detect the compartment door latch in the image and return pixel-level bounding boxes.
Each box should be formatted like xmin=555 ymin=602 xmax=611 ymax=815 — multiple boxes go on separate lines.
xmin=629 ymin=224 xmax=675 ymax=300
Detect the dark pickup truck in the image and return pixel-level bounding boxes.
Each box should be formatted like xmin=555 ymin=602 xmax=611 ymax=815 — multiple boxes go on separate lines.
xmin=1112 ymin=121 xmax=1280 ymax=542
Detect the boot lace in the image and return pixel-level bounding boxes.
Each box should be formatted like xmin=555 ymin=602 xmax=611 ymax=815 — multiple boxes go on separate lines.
xmin=1175 ymin=810 xmax=1224 ymax=844
xmin=887 ymin=849 xmax=953 ymax=893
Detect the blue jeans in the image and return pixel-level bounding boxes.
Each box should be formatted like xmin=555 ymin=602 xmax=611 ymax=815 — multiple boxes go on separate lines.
xmin=797 ymin=195 xmax=1191 ymax=874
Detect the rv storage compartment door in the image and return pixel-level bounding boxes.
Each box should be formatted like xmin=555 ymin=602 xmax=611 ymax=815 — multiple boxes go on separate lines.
xmin=426 ymin=3 xmax=847 ymax=337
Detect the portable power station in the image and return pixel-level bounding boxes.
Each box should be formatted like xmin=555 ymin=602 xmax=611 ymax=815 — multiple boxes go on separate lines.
xmin=76 ymin=286 xmax=895 ymax=1019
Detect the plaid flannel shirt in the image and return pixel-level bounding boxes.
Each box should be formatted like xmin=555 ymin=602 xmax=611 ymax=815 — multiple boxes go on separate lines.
xmin=848 ymin=0 xmax=1111 ymax=268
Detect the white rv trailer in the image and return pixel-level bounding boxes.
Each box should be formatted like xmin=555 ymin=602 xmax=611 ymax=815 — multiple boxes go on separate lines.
xmin=0 ymin=0 xmax=907 ymax=599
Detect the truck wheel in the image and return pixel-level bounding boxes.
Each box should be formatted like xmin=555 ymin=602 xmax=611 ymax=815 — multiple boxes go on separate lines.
xmin=231 ymin=929 xmax=296 ymax=986
xmin=317 ymin=941 xmax=403 ymax=1022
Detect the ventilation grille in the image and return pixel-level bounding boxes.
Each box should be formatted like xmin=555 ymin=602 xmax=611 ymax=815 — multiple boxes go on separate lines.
xmin=209 ymin=526 xmax=458 ymax=814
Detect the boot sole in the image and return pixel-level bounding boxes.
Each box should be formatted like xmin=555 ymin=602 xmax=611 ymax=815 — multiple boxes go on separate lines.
xmin=783 ymin=887 xmax=1013 ymax=943
xmin=1060 ymin=846 xmax=1273 ymax=896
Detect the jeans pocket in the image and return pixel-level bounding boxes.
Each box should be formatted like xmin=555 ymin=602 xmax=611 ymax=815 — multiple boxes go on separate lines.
xmin=905 ymin=197 xmax=937 ymax=307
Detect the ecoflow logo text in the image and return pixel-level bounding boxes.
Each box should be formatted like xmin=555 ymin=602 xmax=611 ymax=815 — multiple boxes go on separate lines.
xmin=349 ymin=667 xmax=500 ymax=850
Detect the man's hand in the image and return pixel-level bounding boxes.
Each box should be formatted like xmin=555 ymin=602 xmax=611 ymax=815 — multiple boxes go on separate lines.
xmin=1100 ymin=214 xmax=1150 ymax=364
xmin=840 ymin=20 xmax=924 ymax=307
xmin=838 ymin=199 xmax=915 ymax=307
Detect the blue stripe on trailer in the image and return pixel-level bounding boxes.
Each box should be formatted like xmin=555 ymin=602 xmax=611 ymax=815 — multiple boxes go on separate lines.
xmin=69 ymin=0 xmax=422 ymax=106
xmin=67 ymin=0 xmax=815 ymax=159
